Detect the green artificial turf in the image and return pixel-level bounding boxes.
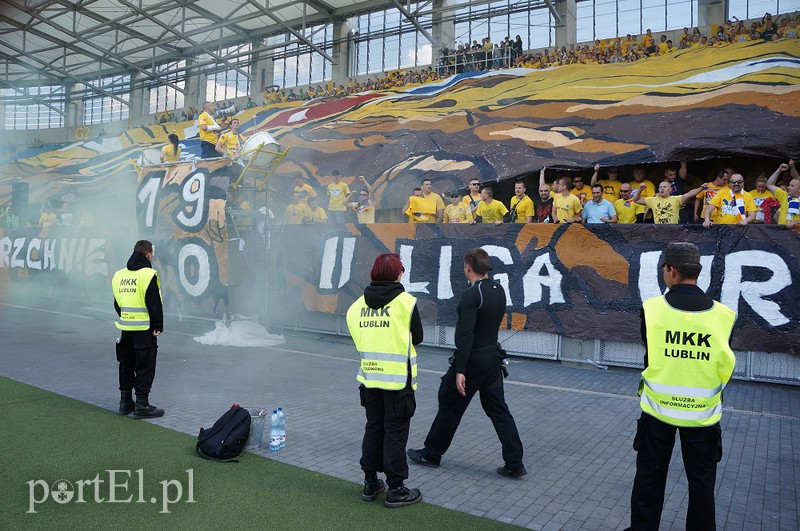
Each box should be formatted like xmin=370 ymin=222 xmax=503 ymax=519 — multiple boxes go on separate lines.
xmin=0 ymin=377 xmax=517 ymax=530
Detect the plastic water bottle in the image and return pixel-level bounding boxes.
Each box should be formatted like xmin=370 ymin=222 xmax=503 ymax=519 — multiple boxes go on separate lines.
xmin=268 ymin=410 xmax=280 ymax=451
xmin=277 ymin=407 xmax=286 ymax=448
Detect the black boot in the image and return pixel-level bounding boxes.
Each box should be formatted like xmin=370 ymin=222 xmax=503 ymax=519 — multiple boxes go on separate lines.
xmin=133 ymin=394 xmax=165 ymax=419
xmin=118 ymin=391 xmax=135 ymax=415
xmin=384 ymin=486 xmax=422 ymax=508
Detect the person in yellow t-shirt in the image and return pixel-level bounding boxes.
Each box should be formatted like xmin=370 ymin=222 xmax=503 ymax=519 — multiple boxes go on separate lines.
xmin=285 ymin=192 xmax=311 ymax=224
xmin=197 ymin=101 xmax=221 ymax=159
xmin=693 ymin=170 xmax=729 ymax=223
xmin=748 ymin=174 xmax=775 ymax=223
xmin=326 ymin=170 xmax=351 ymax=223
xmin=306 ymin=197 xmax=328 ymax=223
xmin=703 ymin=174 xmax=757 ymax=227
xmin=570 ymin=175 xmax=592 ymax=206
xmin=215 ymin=118 xmax=244 ymax=158
xmin=293 ymin=175 xmax=317 ymax=204
xmin=545 ymin=174 xmax=583 ymax=223
xmin=462 ymin=179 xmax=483 ymax=210
xmin=634 ymin=181 xmax=707 ymax=224
xmin=642 ymin=29 xmax=655 ymax=54
xmin=421 ymin=178 xmax=445 ymax=222
xmin=766 ymin=162 xmax=800 ymax=228
xmin=614 ymin=184 xmax=645 ymax=224
xmin=471 ymin=186 xmax=507 ymax=224
xmin=509 ymin=181 xmax=534 ymax=223
xmin=405 ymin=188 xmax=437 ymax=223
xmin=346 ymin=189 xmax=376 ymax=224
xmin=160 ymin=134 xmax=181 ymax=163
xmin=443 ymin=192 xmax=473 ymax=223
xmin=629 ymin=167 xmax=656 ymax=219
xmin=657 ymin=35 xmax=669 ymax=55
xmin=591 ymin=164 xmax=622 ymax=203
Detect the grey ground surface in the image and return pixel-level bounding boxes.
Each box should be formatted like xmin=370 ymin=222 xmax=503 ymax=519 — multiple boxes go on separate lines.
xmin=1 ymin=300 xmax=798 ymax=530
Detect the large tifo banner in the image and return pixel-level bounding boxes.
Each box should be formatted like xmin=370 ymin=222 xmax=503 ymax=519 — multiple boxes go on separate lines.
xmin=273 ymin=224 xmax=800 ymax=356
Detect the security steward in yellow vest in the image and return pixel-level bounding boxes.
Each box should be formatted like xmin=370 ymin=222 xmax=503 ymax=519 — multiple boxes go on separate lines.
xmin=345 ymin=253 xmax=423 ymax=508
xmin=112 ymin=240 xmax=165 ymax=419
xmin=627 ymin=242 xmax=736 ymax=531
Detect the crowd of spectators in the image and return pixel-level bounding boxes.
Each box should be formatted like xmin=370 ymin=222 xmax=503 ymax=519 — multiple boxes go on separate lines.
xmin=269 ymin=159 xmax=799 ymax=229
xmin=456 ymin=12 xmax=800 ymax=70
xmin=146 ymin=12 xmax=798 ymax=127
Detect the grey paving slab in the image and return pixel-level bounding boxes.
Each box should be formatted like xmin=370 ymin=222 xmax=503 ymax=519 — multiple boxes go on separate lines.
xmin=0 ymin=301 xmax=799 ymax=530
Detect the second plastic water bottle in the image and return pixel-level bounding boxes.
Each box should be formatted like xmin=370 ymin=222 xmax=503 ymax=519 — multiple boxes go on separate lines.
xmin=277 ymin=407 xmax=286 ymax=448
xmin=268 ymin=410 xmax=280 ymax=451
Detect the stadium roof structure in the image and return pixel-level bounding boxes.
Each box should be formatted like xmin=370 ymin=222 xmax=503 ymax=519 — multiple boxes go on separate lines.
xmin=0 ymin=0 xmax=561 ymax=101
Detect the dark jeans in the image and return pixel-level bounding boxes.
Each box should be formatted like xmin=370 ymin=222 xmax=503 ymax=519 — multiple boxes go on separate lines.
xmin=629 ymin=413 xmax=722 ymax=531
xmin=360 ymin=385 xmax=415 ymax=488
xmin=117 ymin=330 xmax=158 ymax=396
xmin=422 ymin=353 xmax=524 ymax=470
xmin=201 ymin=141 xmax=217 ymax=159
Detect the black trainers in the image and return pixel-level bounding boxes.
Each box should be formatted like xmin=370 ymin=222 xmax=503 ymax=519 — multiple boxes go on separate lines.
xmin=384 ymin=486 xmax=422 ymax=508
xmin=118 ymin=400 xmax=135 ymax=415
xmin=497 ymin=465 xmax=527 ymax=478
xmin=133 ymin=404 xmax=165 ymax=419
xmin=360 ymin=479 xmax=386 ymax=501
xmin=407 ymin=448 xmax=440 ymax=468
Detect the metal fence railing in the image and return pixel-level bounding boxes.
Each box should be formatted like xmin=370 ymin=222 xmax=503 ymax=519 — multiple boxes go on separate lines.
xmin=269 ymin=311 xmax=800 ymax=387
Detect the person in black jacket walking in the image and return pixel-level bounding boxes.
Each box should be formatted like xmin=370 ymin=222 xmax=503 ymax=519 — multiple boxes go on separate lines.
xmin=408 ymin=248 xmax=525 ymax=477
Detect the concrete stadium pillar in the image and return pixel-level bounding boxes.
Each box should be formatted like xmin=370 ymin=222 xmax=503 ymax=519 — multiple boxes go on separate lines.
xmin=64 ymin=84 xmax=82 ymax=129
xmin=331 ymin=18 xmax=352 ymax=85
xmin=185 ymin=60 xmax=207 ymax=107
xmin=555 ymin=0 xmax=577 ymax=48
xmin=697 ymin=0 xmax=727 ymax=28
xmin=250 ymin=40 xmax=275 ymax=95
xmin=432 ymin=0 xmax=456 ymax=50
xmin=128 ymin=73 xmax=148 ymax=123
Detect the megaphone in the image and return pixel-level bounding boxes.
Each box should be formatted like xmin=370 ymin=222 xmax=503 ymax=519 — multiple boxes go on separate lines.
xmin=217 ymin=103 xmax=237 ymax=117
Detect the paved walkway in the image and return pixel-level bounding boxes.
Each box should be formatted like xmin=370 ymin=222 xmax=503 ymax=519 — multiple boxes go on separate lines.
xmin=1 ymin=301 xmax=798 ymax=530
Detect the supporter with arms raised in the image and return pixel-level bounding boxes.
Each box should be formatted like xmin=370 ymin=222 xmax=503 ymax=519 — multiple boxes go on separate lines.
xmin=633 ymin=181 xmax=707 ymax=224
xmin=591 ymin=164 xmax=621 ymax=203
xmin=766 ymin=161 xmax=800 ymax=229
xmin=345 ymin=177 xmax=375 ymax=224
xmin=533 ymin=169 xmax=556 ymax=223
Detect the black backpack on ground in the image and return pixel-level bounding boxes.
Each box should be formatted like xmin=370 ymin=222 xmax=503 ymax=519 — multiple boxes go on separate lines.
xmin=196 ymin=406 xmax=251 ymax=461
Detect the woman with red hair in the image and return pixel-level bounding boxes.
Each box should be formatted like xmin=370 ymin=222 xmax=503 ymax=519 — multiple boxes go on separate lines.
xmin=345 ymin=253 xmax=424 ymax=508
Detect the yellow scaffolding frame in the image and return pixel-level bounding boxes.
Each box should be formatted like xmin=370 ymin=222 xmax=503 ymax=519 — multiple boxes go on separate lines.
xmin=232 ymin=142 xmax=290 ymax=191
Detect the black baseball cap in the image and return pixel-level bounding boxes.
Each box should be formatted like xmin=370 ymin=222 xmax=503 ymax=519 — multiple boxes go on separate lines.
xmin=660 ymin=242 xmax=700 ymax=267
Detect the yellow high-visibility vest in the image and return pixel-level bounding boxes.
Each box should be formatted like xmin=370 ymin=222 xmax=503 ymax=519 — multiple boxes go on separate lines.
xmin=640 ymin=296 xmax=736 ymax=427
xmin=112 ymin=267 xmax=160 ymax=331
xmin=346 ymin=291 xmax=418 ymax=391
